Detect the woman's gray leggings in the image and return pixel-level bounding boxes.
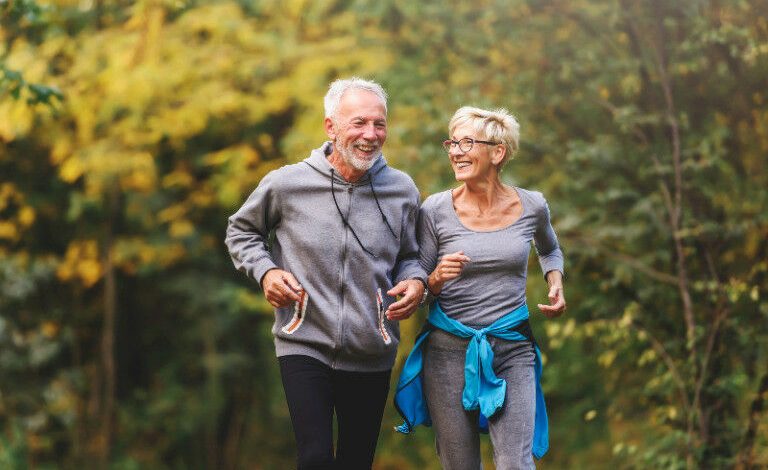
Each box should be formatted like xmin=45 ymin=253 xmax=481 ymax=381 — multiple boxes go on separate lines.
xmin=423 ymin=329 xmax=536 ymax=470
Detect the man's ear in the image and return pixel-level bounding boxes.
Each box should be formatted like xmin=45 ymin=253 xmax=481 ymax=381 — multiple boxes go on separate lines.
xmin=324 ymin=117 xmax=336 ymax=140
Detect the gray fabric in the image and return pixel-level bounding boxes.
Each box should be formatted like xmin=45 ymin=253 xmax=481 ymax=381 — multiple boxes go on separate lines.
xmin=423 ymin=330 xmax=536 ymax=470
xmin=418 ymin=188 xmax=564 ymax=327
xmin=225 ymin=142 xmax=427 ymax=372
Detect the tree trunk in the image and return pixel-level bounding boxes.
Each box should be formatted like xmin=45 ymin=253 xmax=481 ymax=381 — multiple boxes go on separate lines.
xmin=739 ymin=371 xmax=768 ymax=469
xmin=98 ymin=186 xmax=119 ymax=468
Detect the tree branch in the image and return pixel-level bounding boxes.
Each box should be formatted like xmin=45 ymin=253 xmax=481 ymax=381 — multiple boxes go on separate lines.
xmin=571 ymin=235 xmax=679 ymax=285
xmin=648 ymin=1 xmax=697 ymax=358
xmin=629 ymin=317 xmax=691 ymax=415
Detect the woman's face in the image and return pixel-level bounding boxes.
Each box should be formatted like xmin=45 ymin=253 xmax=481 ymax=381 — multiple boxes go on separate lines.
xmin=447 ymin=123 xmax=502 ymax=183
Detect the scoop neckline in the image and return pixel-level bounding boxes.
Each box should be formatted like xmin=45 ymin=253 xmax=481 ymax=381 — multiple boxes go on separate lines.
xmin=447 ymin=186 xmax=526 ymax=233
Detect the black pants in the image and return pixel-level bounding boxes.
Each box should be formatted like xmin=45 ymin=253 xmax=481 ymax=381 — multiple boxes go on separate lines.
xmin=278 ymin=355 xmax=391 ymax=470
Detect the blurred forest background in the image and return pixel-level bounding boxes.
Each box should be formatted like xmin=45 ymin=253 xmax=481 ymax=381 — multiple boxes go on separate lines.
xmin=1 ymin=0 xmax=767 ymax=468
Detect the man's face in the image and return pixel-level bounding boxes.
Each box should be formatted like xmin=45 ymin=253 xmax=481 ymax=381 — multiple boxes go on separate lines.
xmin=325 ymin=89 xmax=387 ymax=172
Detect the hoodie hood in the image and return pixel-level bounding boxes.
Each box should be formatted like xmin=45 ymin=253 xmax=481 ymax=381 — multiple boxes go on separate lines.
xmin=304 ymin=141 xmax=387 ymax=183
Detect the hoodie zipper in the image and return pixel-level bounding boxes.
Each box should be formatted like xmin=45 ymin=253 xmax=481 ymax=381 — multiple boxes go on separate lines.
xmin=334 ymin=183 xmax=354 ymax=366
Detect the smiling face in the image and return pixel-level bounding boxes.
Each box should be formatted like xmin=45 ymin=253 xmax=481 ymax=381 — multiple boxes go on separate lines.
xmin=325 ymin=89 xmax=387 ymax=174
xmin=448 ymin=123 xmax=505 ymax=183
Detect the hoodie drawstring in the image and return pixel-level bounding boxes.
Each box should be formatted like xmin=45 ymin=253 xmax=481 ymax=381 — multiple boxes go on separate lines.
xmin=369 ymin=177 xmax=398 ymax=239
xmin=330 ymin=168 xmax=397 ymax=258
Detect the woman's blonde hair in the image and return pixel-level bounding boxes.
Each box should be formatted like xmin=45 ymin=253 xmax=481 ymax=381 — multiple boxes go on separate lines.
xmin=448 ymin=106 xmax=520 ymax=169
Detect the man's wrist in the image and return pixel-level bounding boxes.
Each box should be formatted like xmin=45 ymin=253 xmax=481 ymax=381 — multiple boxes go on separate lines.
xmin=407 ymin=277 xmax=429 ymax=305
xmin=421 ymin=286 xmax=429 ymax=304
xmin=259 ymin=268 xmax=278 ymax=290
xmin=418 ymin=279 xmax=429 ymax=305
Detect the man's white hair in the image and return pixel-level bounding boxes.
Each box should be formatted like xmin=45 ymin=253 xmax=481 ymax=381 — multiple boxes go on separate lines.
xmin=324 ymin=77 xmax=388 ymax=119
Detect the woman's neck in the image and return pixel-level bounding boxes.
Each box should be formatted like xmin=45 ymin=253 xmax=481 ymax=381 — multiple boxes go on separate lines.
xmin=452 ymin=177 xmax=522 ymax=231
xmin=455 ymin=177 xmax=511 ymax=213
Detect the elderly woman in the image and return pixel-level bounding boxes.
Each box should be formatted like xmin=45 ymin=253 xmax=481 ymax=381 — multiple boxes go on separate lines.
xmin=394 ymin=107 xmax=566 ymax=469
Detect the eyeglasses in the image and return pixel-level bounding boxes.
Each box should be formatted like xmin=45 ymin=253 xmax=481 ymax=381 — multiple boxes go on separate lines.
xmin=442 ymin=137 xmax=500 ymax=154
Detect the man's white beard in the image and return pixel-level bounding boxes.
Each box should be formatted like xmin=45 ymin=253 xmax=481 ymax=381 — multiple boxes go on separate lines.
xmin=338 ymin=140 xmax=381 ymax=172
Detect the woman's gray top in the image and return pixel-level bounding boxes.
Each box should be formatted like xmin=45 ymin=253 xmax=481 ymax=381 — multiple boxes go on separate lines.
xmin=418 ymin=188 xmax=564 ymax=328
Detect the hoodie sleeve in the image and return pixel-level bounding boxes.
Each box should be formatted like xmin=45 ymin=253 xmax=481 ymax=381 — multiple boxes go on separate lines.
xmin=417 ymin=197 xmax=439 ymax=275
xmin=393 ymin=190 xmax=428 ymax=285
xmin=225 ymin=171 xmax=282 ymax=287
xmin=416 ymin=197 xmax=440 ymax=302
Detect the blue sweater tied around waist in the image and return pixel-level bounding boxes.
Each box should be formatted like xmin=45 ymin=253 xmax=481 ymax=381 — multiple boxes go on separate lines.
xmin=393 ymin=302 xmax=549 ymax=459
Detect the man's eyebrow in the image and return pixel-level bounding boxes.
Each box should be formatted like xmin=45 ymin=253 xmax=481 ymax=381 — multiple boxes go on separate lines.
xmin=350 ymin=116 xmax=387 ymax=122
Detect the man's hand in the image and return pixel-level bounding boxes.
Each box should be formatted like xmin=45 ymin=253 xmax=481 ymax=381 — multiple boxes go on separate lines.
xmin=261 ymin=269 xmax=304 ymax=308
xmin=537 ymin=270 xmax=566 ymax=318
xmin=385 ymin=279 xmax=425 ymax=321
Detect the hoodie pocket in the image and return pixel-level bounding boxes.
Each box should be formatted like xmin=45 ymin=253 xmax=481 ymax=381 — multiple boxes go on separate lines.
xmin=281 ymin=291 xmax=309 ymax=335
xmin=376 ymin=288 xmax=392 ymax=345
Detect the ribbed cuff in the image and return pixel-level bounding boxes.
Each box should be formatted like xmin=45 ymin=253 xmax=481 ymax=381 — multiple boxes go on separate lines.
xmin=253 ymin=258 xmax=279 ymax=289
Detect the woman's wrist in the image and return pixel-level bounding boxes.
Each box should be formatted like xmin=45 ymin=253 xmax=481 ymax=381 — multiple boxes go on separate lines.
xmin=427 ymin=272 xmax=443 ymax=295
xmin=545 ymin=270 xmax=563 ymax=289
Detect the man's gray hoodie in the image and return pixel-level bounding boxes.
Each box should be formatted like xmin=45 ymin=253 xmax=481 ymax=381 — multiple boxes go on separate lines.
xmin=225 ymin=142 xmax=426 ymax=372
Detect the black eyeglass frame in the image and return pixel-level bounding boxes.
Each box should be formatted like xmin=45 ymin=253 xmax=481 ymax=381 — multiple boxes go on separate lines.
xmin=442 ymin=137 xmax=501 ymax=153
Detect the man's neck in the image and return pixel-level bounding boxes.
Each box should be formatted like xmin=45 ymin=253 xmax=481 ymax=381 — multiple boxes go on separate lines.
xmin=327 ymin=150 xmax=366 ymax=182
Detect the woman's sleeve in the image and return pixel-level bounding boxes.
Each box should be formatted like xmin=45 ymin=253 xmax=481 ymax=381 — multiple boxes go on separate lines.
xmin=534 ymin=196 xmax=565 ymax=278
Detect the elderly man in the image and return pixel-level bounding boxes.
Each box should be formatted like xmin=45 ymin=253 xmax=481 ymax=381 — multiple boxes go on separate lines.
xmin=225 ymin=77 xmax=427 ymax=469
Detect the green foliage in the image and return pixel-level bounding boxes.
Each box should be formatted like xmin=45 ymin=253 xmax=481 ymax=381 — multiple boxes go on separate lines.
xmin=0 ymin=64 xmax=63 ymax=104
xmin=1 ymin=0 xmax=767 ymax=468
xmin=1 ymin=0 xmax=63 ymax=105
xmin=0 ymin=0 xmax=43 ymax=24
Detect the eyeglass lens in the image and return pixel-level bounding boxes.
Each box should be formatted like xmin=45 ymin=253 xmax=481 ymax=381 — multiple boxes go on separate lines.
xmin=442 ymin=138 xmax=475 ymax=153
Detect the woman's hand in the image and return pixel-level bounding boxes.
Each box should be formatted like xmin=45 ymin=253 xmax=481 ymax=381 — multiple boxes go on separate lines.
xmin=428 ymin=251 xmax=471 ymax=295
xmin=538 ymin=270 xmax=566 ymax=318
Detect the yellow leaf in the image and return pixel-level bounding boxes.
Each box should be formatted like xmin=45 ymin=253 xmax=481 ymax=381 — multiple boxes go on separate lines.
xmin=50 ymin=134 xmax=73 ymax=165
xmin=18 ymin=206 xmax=36 ymax=227
xmin=562 ymin=319 xmax=575 ymax=337
xmin=0 ymin=222 xmax=18 ymax=240
xmin=598 ymin=350 xmax=617 ymax=367
xmin=190 ymin=190 xmax=214 ymax=208
xmin=46 ymin=378 xmax=77 ymax=416
xmin=0 ymin=100 xmax=35 ymax=141
xmin=158 ymin=204 xmax=187 ymax=223
xmin=668 ymin=407 xmax=678 ymax=420
xmin=159 ymin=243 xmax=186 ymax=266
xmin=139 ymin=245 xmax=156 ymax=264
xmin=169 ymin=219 xmax=194 ymax=238
xmin=0 ymin=184 xmax=11 ymax=210
xmin=77 ymin=259 xmax=102 ymax=287
xmin=41 ymin=321 xmax=60 ymax=338
xmin=122 ymin=169 xmax=156 ymax=192
xmin=56 ymin=240 xmax=102 ymax=286
xmin=59 ymin=157 xmax=84 ymax=183
xmin=162 ymin=170 xmax=194 ymax=189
